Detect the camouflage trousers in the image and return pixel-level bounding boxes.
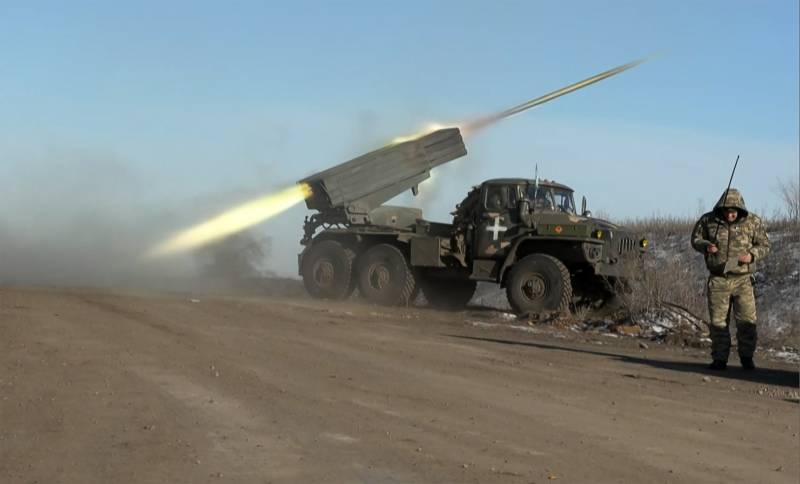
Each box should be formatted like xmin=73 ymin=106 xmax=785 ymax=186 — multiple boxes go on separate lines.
xmin=706 ymin=274 xmax=757 ymax=361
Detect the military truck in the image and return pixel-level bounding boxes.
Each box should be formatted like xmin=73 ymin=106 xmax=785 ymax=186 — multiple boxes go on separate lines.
xmin=297 ymin=127 xmax=647 ymax=314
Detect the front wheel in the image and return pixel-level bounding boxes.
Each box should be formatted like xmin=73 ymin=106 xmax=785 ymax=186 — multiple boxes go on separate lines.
xmin=506 ymin=254 xmax=572 ymax=314
xmin=301 ymin=240 xmax=356 ymax=300
xmin=356 ymin=244 xmax=416 ymax=306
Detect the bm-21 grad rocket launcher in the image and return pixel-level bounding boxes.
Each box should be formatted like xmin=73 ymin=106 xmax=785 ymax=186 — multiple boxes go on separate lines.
xmin=297 ymin=59 xmax=649 ymax=313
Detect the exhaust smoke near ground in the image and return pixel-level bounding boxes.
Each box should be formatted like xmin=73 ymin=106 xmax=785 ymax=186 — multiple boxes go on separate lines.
xmin=0 ymin=152 xmax=281 ymax=292
xmin=195 ymin=231 xmax=273 ymax=279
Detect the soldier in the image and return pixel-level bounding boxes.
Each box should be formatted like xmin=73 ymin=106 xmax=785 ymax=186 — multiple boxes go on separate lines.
xmin=691 ymin=188 xmax=770 ymax=370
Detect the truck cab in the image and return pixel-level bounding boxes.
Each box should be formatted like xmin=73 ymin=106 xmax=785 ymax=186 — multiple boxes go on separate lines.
xmin=474 ymin=178 xmax=579 ymax=260
xmin=460 ymin=178 xmax=645 ymax=312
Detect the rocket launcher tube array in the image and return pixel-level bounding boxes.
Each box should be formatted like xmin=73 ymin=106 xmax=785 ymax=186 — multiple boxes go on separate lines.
xmin=299 ymin=128 xmax=467 ymax=220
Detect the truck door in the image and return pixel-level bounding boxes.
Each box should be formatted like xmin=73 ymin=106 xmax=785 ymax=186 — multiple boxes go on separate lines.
xmin=475 ymin=184 xmax=518 ymax=259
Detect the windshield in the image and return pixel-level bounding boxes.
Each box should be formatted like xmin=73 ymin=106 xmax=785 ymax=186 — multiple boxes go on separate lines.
xmin=553 ymin=189 xmax=575 ymax=214
xmin=525 ymin=185 xmax=575 ymax=214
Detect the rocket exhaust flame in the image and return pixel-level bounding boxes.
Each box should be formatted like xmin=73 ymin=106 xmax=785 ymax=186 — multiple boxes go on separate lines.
xmin=146 ymin=183 xmax=312 ymax=258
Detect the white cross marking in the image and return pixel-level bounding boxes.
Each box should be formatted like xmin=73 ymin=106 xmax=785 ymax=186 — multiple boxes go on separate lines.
xmin=486 ymin=216 xmax=508 ymax=241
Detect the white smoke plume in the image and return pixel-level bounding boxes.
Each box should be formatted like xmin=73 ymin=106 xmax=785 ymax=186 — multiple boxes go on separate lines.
xmin=0 ymin=149 xmax=277 ymax=293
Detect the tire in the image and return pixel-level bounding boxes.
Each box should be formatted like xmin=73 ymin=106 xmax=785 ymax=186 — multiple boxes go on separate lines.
xmin=301 ymin=240 xmax=356 ymax=300
xmin=506 ymin=254 xmax=572 ymax=314
xmin=356 ymin=244 xmax=416 ymax=306
xmin=420 ymin=277 xmax=476 ymax=310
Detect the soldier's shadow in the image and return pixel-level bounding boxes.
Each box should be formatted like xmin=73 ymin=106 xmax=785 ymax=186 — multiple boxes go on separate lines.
xmin=446 ymin=334 xmax=799 ymax=389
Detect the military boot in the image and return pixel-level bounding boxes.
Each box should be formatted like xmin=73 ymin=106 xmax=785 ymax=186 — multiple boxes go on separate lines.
xmin=708 ymin=360 xmax=727 ymax=370
xmin=740 ymin=356 xmax=756 ymax=371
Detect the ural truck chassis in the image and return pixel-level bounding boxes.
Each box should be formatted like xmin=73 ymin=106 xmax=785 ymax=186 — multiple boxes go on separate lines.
xmin=297 ymin=128 xmax=646 ymax=314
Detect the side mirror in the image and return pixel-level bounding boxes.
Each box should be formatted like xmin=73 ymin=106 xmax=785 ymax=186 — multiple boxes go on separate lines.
xmin=581 ymin=196 xmax=591 ymax=217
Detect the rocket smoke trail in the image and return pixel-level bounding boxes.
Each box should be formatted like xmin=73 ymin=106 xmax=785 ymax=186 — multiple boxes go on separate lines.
xmin=462 ymin=58 xmax=647 ymax=133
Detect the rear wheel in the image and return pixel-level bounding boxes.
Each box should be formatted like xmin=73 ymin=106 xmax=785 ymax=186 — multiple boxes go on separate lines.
xmin=301 ymin=240 xmax=356 ymax=300
xmin=420 ymin=277 xmax=476 ymax=310
xmin=506 ymin=254 xmax=572 ymax=314
xmin=357 ymin=244 xmax=416 ymax=306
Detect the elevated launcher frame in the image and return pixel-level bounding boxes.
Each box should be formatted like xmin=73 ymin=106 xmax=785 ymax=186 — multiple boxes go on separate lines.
xmin=299 ymin=128 xmax=467 ymax=243
xmin=297 ymin=58 xmax=650 ymax=244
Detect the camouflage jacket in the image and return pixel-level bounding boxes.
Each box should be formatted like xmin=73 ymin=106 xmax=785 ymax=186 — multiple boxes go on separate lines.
xmin=691 ymin=188 xmax=770 ymax=276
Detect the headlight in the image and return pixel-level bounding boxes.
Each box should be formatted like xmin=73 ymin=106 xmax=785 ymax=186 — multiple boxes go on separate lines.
xmin=639 ymin=238 xmax=649 ymax=248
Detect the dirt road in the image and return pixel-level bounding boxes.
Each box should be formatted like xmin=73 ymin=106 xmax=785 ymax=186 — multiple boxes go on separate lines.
xmin=1 ymin=287 xmax=797 ymax=483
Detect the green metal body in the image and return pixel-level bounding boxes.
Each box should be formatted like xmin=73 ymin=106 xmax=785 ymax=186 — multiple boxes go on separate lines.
xmin=296 ymin=128 xmax=645 ymax=299
xmin=301 ymin=178 xmax=644 ymax=287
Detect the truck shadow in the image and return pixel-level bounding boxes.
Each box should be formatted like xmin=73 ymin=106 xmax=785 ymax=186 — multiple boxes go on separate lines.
xmin=445 ymin=334 xmax=800 ymax=389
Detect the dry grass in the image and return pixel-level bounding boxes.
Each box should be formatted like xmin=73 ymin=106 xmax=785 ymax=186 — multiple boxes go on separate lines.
xmin=765 ymin=216 xmax=800 ymax=239
xmin=615 ymin=248 xmax=707 ymax=324
xmin=777 ymin=178 xmax=799 ymax=221
xmin=612 ymin=214 xmax=707 ymax=325
xmin=621 ymin=215 xmax=695 ymax=239
xmin=621 ymin=213 xmax=798 ymax=240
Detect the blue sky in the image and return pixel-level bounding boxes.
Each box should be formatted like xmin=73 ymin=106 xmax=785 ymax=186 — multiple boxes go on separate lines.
xmin=1 ymin=1 xmax=797 ymax=276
